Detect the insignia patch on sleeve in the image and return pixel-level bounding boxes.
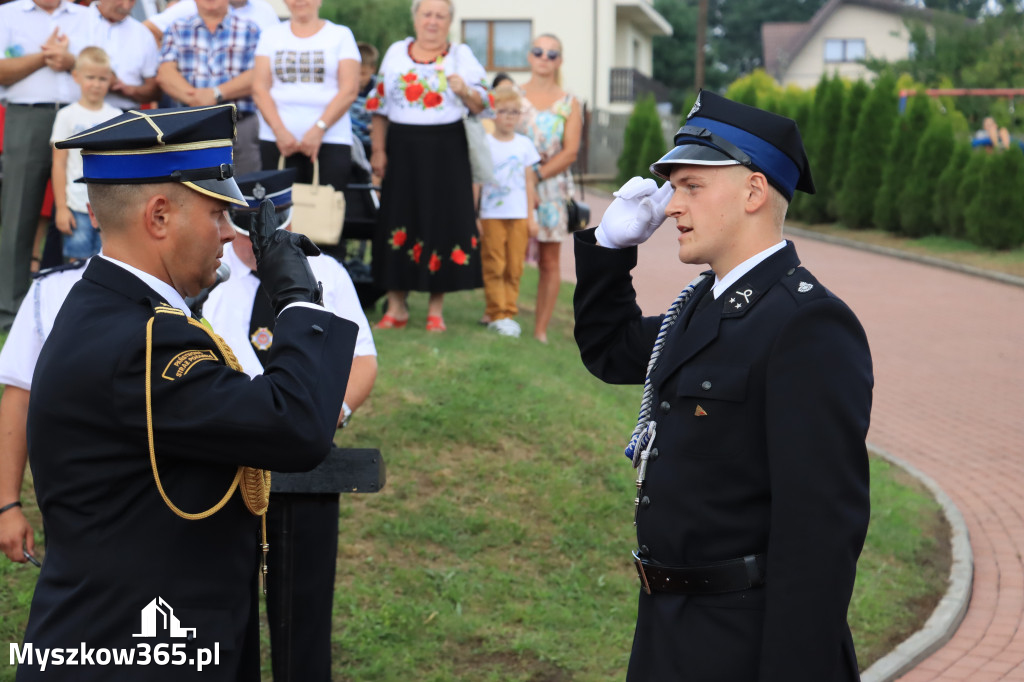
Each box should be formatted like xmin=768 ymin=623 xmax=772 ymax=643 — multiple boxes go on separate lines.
xmin=162 ymin=349 xmax=218 ymax=380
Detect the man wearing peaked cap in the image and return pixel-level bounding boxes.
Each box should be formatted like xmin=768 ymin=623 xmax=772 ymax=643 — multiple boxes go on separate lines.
xmin=573 ymin=91 xmax=873 ymax=680
xmin=202 ymin=168 xmax=378 ymax=681
xmin=18 ymin=106 xmax=360 ymax=681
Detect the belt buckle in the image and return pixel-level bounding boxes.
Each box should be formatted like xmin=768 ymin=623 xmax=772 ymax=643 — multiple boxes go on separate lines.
xmin=632 ymin=550 xmax=652 ymax=595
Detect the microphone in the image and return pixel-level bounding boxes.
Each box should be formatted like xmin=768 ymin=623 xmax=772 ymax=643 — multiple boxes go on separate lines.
xmin=186 ymin=262 xmax=231 ymax=317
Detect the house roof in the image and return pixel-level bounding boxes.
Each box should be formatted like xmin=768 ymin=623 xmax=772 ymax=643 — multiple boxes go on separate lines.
xmin=762 ymin=0 xmax=938 ymax=80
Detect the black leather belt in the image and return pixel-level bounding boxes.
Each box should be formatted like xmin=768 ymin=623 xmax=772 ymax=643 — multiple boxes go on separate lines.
xmin=632 ymin=550 xmax=766 ymax=595
xmin=9 ymin=102 xmax=68 ymax=109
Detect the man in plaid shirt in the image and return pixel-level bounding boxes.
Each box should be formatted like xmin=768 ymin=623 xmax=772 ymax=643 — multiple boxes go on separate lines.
xmin=156 ymin=0 xmax=261 ymax=173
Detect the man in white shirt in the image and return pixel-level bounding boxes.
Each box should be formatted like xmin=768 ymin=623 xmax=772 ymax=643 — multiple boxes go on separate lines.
xmin=0 ymin=0 xmax=87 ymax=330
xmin=84 ymin=0 xmax=160 ymax=110
xmin=204 ymin=168 xmax=377 ymax=680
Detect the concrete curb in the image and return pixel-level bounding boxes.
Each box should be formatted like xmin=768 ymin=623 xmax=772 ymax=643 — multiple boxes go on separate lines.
xmin=861 ymin=446 xmax=974 ymax=682
xmin=785 ymin=226 xmax=1024 ymax=289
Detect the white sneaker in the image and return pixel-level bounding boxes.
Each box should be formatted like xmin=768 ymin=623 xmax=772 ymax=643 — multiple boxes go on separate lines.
xmin=488 ymin=318 xmax=521 ymax=338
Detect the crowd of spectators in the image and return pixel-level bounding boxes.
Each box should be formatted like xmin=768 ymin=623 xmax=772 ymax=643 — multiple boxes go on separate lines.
xmin=0 ymin=0 xmax=582 ymax=337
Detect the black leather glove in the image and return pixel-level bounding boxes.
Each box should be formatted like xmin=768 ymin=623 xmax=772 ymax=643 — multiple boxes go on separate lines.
xmin=249 ymin=199 xmax=324 ymax=315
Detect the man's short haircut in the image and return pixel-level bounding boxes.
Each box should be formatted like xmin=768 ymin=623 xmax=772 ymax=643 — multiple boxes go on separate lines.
xmin=87 ymin=183 xmax=186 ymax=232
xmin=357 ymin=42 xmax=379 ymax=69
xmin=491 ymin=85 xmax=521 ymax=109
xmin=75 ymin=46 xmax=111 ymax=71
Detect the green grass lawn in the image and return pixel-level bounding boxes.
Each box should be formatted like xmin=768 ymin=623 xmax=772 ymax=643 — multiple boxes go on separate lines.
xmin=0 ymin=268 xmax=947 ymax=681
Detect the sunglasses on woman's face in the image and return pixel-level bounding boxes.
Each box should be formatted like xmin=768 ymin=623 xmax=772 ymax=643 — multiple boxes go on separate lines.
xmin=530 ymin=47 xmax=560 ymax=61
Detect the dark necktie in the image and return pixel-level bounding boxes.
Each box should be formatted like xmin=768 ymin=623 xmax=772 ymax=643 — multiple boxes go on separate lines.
xmin=249 ymin=275 xmax=276 ymax=369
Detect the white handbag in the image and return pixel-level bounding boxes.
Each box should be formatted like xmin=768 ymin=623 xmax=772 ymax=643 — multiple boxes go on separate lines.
xmin=277 ymin=157 xmax=347 ymax=246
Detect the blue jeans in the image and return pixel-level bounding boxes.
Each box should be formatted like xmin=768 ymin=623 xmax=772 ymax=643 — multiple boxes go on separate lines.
xmin=63 ymin=210 xmax=101 ymax=260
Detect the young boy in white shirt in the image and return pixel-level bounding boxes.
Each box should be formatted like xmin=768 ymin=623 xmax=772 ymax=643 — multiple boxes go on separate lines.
xmin=479 ymin=86 xmax=541 ymax=338
xmin=50 ymin=47 xmax=122 ymax=262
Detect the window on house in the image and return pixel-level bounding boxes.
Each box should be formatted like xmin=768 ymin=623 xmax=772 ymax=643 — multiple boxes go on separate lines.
xmin=825 ymin=39 xmax=866 ymax=63
xmin=463 ymin=20 xmax=532 ymax=70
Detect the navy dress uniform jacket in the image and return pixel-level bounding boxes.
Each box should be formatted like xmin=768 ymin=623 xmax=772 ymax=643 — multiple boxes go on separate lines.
xmin=19 ymin=257 xmax=357 ymax=681
xmin=574 ymin=233 xmax=873 ymax=681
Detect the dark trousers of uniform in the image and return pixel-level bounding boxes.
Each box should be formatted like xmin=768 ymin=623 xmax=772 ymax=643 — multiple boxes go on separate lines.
xmin=0 ymin=104 xmax=60 ymax=326
xmin=265 ymin=492 xmax=340 ymax=682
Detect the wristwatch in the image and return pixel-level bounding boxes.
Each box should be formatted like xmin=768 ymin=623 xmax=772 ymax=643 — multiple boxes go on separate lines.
xmin=315 ymin=119 xmax=328 ymax=132
xmin=213 ymin=86 xmax=224 ymax=104
xmin=340 ymin=401 xmax=352 ymax=428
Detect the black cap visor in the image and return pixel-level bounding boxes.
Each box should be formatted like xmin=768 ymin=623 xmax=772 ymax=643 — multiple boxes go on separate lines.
xmin=185 ymin=177 xmax=247 ymax=207
xmin=650 ymin=144 xmax=740 ymax=181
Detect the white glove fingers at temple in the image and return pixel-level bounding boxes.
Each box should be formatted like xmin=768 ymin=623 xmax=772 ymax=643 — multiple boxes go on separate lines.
xmin=613 ymin=176 xmax=659 ymax=200
xmin=640 ymin=181 xmax=675 ymax=228
xmin=596 ymin=178 xmax=673 ymax=249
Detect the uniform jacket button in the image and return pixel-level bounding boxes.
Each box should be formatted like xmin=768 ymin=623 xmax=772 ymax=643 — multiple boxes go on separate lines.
xmin=659 ymin=400 xmax=671 ymax=414
xmin=701 ymin=380 xmax=712 ymax=390
xmin=640 ymin=495 xmax=651 ymax=509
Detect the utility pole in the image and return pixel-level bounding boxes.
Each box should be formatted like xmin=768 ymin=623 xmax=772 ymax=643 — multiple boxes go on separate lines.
xmin=695 ymin=0 xmax=708 ymax=91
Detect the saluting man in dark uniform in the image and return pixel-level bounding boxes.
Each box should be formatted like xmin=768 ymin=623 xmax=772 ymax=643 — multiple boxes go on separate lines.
xmin=573 ymin=91 xmax=873 ymax=681
xmin=18 ymin=105 xmax=358 ymax=681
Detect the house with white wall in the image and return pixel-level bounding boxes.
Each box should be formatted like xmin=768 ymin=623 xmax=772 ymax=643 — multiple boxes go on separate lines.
xmin=762 ymin=0 xmax=938 ymax=89
xmin=454 ymin=0 xmax=672 ymax=175
xmin=453 ymin=0 xmax=671 ymax=113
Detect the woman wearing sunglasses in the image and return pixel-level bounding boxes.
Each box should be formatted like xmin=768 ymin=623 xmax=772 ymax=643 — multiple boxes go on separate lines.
xmin=517 ymin=33 xmax=582 ymax=343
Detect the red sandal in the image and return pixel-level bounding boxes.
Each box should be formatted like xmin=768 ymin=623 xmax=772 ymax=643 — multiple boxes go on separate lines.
xmin=425 ymin=315 xmax=446 ymax=332
xmin=376 ymin=314 xmax=408 ymax=329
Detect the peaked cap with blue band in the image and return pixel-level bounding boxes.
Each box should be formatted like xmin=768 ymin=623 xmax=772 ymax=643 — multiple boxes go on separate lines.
xmin=228 ymin=168 xmax=297 ymax=235
xmin=650 ymin=90 xmax=815 ymax=201
xmin=53 ymin=105 xmax=247 ymax=207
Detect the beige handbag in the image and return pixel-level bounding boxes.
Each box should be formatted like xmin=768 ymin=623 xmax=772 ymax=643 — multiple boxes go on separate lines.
xmin=277 ymin=157 xmax=347 ymax=246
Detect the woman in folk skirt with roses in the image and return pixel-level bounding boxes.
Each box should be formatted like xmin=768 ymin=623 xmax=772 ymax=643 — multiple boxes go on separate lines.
xmin=368 ymin=0 xmax=490 ymax=332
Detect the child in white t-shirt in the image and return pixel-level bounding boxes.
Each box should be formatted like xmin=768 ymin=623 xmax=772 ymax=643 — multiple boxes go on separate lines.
xmin=50 ymin=47 xmax=122 ymax=261
xmin=479 ymin=86 xmax=541 ymax=338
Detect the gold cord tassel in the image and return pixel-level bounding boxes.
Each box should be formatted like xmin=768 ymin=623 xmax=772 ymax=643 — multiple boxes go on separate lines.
xmin=144 ymin=315 xmax=271 ymax=517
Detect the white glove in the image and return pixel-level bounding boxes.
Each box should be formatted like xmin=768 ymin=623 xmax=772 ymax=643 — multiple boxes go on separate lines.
xmin=594 ymin=177 xmax=674 ymax=249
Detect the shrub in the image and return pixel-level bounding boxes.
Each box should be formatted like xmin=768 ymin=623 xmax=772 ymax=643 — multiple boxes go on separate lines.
xmin=933 ymin=142 xmax=971 ymax=238
xmin=952 ymin=150 xmax=987 ymax=240
xmin=837 ymin=73 xmax=900 ymax=229
xmin=965 ymin=147 xmax=1024 ymax=250
xmin=874 ymin=92 xmax=934 ymax=233
xmin=829 ymin=80 xmax=871 ymax=217
xmin=616 ymin=95 xmax=660 ymax=184
xmin=638 ymin=110 xmax=670 ymax=181
xmin=802 ymin=73 xmax=846 ymax=223
xmin=899 ymin=114 xmax=956 ymax=237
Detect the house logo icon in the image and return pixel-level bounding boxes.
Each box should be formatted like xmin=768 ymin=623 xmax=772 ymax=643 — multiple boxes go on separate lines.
xmin=132 ymin=597 xmax=197 ymax=639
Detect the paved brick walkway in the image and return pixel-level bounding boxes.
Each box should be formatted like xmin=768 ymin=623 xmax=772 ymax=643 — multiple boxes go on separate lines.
xmin=565 ymin=190 xmax=1024 ymax=680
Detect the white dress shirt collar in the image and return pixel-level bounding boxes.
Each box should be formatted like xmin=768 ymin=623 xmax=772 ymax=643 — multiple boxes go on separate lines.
xmin=98 ymin=253 xmax=194 ymax=317
xmin=711 ymin=240 xmax=787 ymax=300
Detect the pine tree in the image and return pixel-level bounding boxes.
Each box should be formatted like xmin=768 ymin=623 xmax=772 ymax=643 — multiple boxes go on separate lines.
xmin=639 ymin=107 xmax=670 ymax=181
xmin=965 ymin=147 xmax=1024 ymax=250
xmin=873 ymin=92 xmax=934 ymax=233
xmin=617 ymin=95 xmax=657 ymax=185
xmin=829 ymin=80 xmax=870 ymax=217
xmin=933 ymin=142 xmax=971 ymax=238
xmin=952 ymin=150 xmax=987 ymax=240
xmin=899 ymin=114 xmax=955 ymax=237
xmin=837 ymin=73 xmax=900 ymax=229
xmin=802 ymin=73 xmax=846 ymax=223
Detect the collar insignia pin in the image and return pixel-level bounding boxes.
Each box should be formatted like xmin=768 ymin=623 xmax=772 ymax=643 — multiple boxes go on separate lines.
xmin=797 ymin=281 xmax=814 ymax=293
xmin=694 ymin=405 xmax=708 ymax=417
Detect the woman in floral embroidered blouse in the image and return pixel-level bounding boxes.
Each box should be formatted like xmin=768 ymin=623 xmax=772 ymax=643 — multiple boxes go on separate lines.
xmin=367 ymin=0 xmax=489 ymax=332
xmin=517 ymin=33 xmax=582 ymax=343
